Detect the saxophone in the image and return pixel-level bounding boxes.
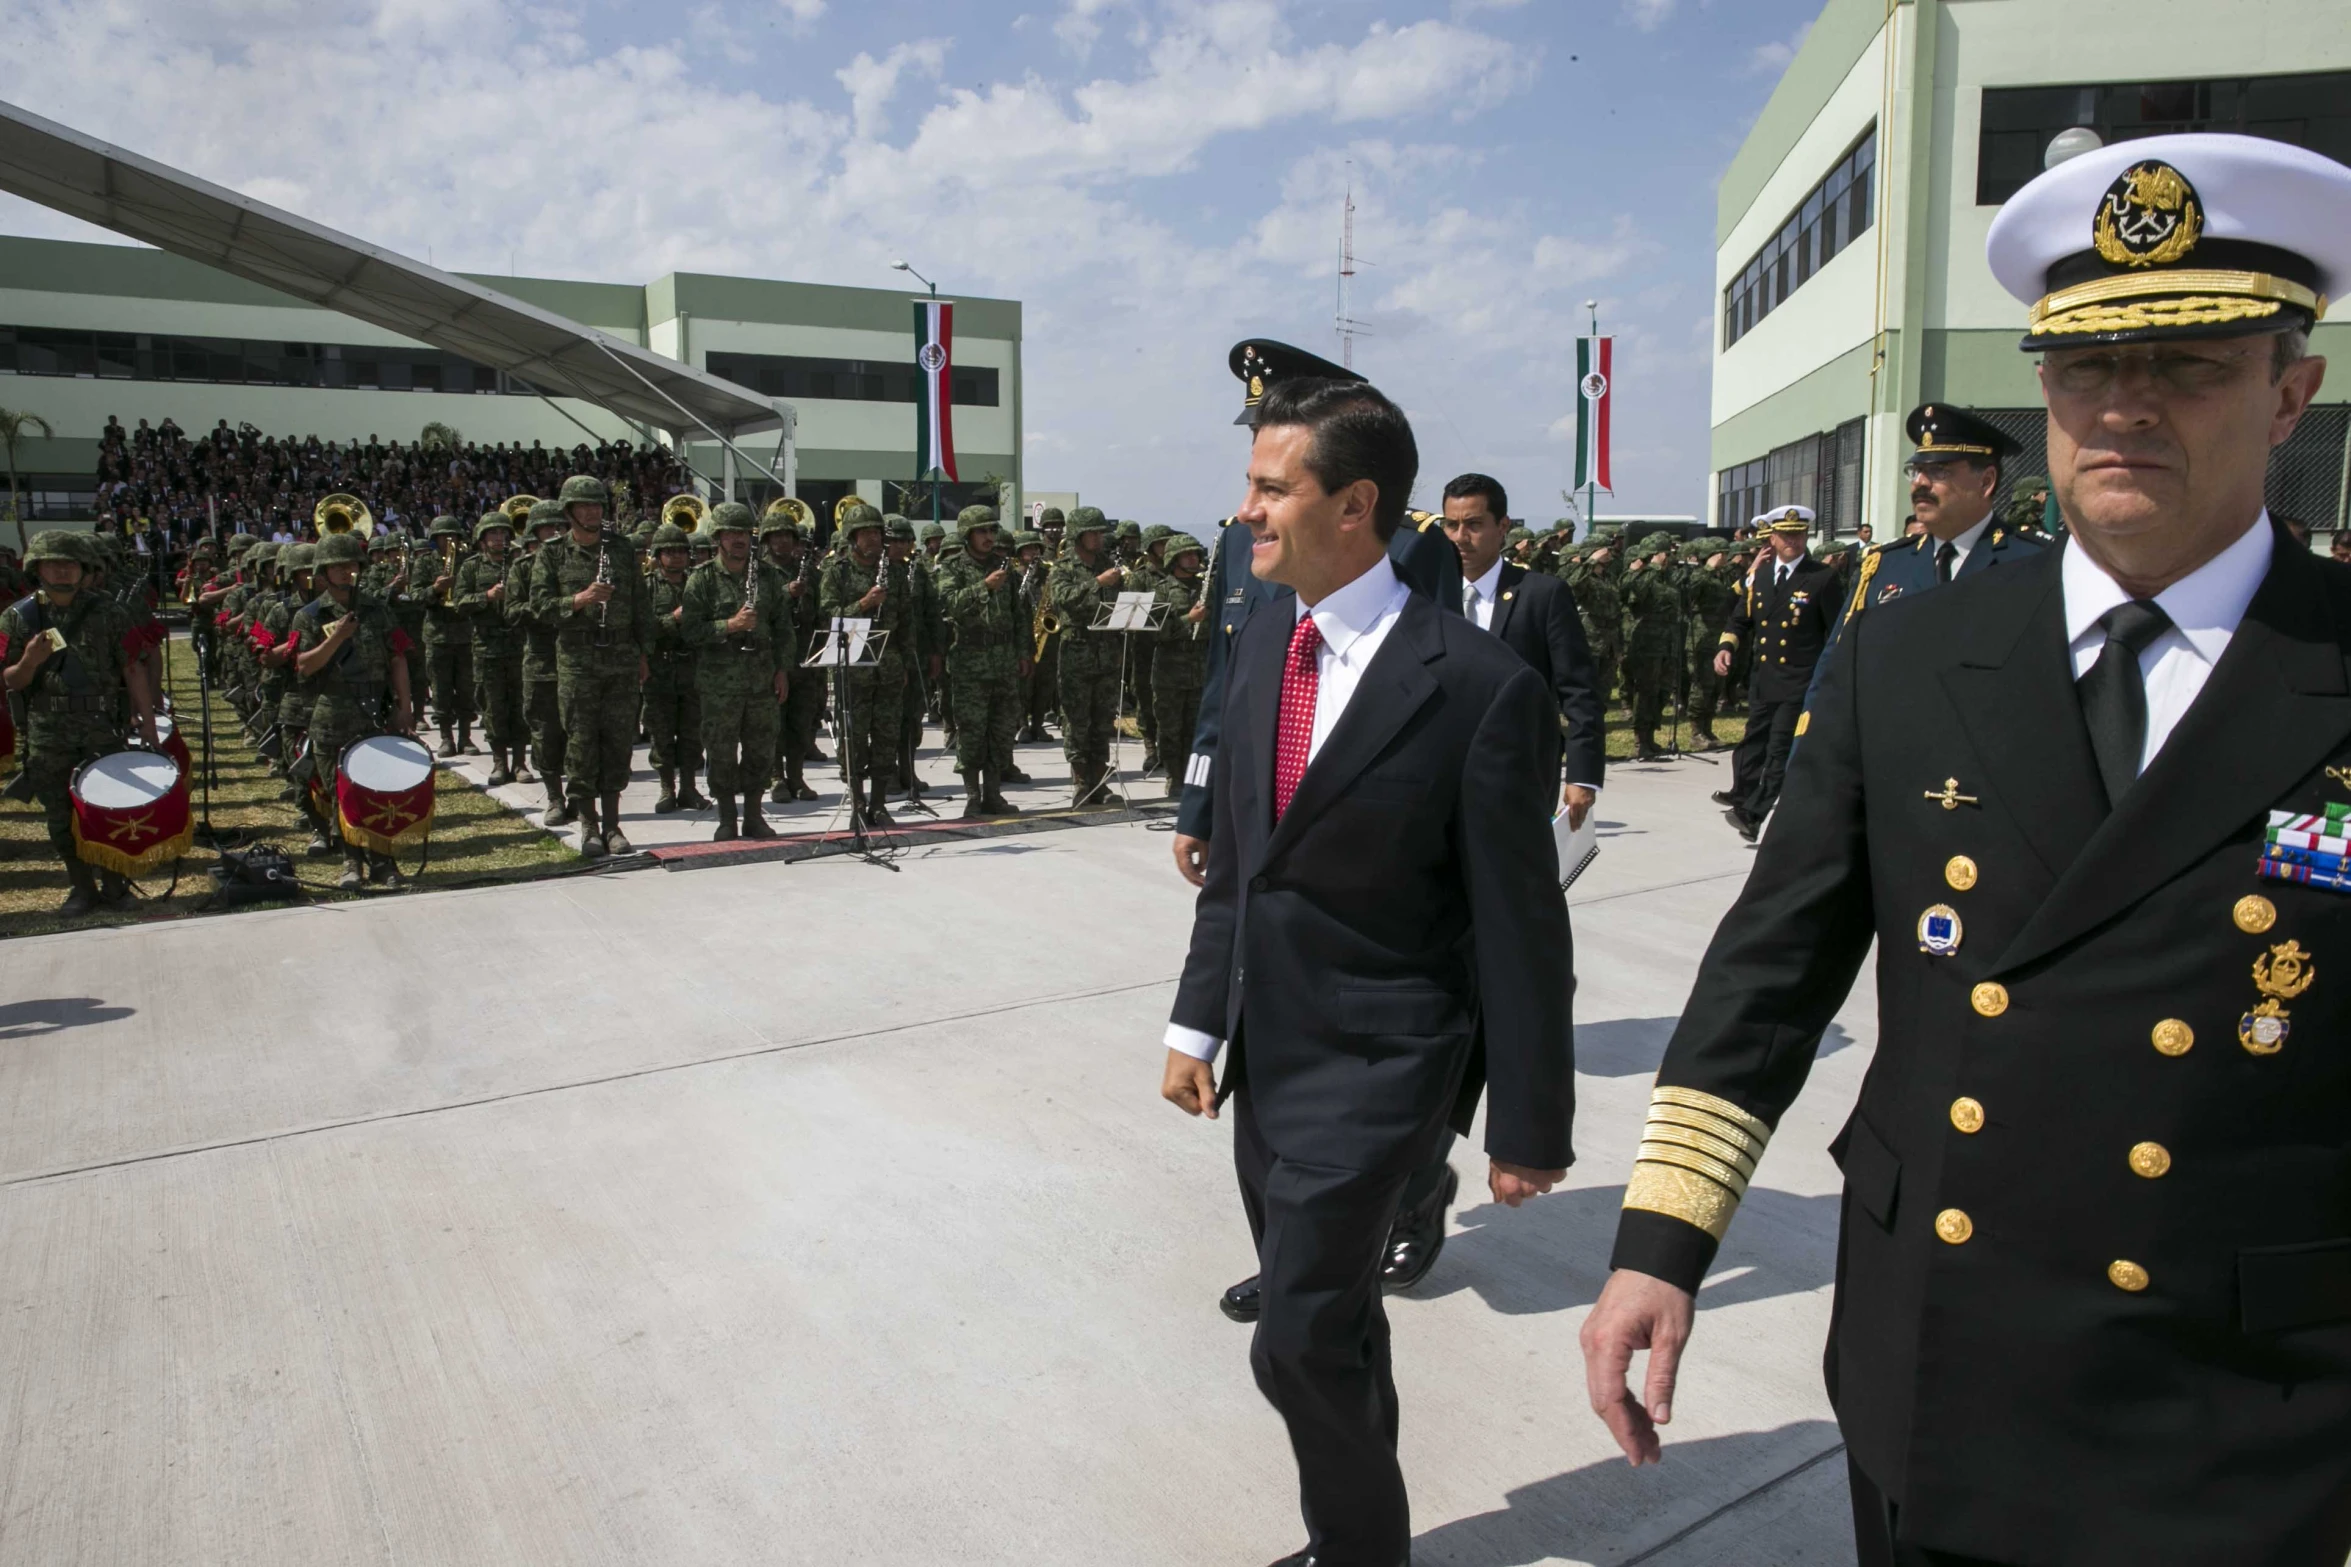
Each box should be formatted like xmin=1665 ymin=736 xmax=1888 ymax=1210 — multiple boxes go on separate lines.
xmin=1030 ymin=555 xmax=1061 ymax=663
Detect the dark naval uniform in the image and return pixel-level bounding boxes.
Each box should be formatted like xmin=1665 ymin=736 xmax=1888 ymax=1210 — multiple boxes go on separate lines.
xmin=1808 ymin=524 xmax=2047 ymax=711
xmin=1720 ymin=520 xmax=1839 ymax=833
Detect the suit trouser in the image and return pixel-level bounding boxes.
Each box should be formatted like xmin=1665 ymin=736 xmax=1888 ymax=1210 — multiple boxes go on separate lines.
xmin=1737 ymin=689 xmax=1805 ymax=822
xmin=1234 ymin=1087 xmax=1415 ymax=1567
xmin=1848 ymin=1457 xmax=2006 ymax=1567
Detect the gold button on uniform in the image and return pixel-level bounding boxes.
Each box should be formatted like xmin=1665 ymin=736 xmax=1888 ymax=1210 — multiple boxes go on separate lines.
xmin=1944 ymin=855 xmax=1979 ymax=891
xmin=1935 ymin=1208 xmax=1974 ymax=1244
xmin=2109 ymin=1260 xmax=2151 ymax=1293
xmin=1950 ymin=1097 xmax=1985 ymax=1133
xmin=2150 ymin=1019 xmax=2194 ymax=1056
xmin=1971 ymin=982 xmax=2009 ymax=1017
xmin=2129 ymin=1141 xmax=2172 ymax=1179
xmin=2234 ymin=895 xmax=2277 ymax=934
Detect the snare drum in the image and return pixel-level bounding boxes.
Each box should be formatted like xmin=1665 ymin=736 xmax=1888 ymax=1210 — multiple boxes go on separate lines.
xmin=337 ymin=733 xmax=436 ymax=854
xmin=150 ymin=712 xmax=193 ymax=778
xmin=70 ymin=749 xmax=192 ymax=875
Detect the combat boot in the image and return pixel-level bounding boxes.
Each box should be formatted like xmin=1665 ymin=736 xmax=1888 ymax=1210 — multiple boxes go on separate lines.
xmin=437 ymin=723 xmax=458 ymax=758
xmin=56 ymin=861 xmax=102 ymax=918
xmin=337 ymin=853 xmax=367 ymax=891
xmin=458 ymin=723 xmax=481 ymax=755
xmin=97 ymin=871 xmax=129 ymax=905
xmin=1634 ymin=730 xmax=1665 ymax=762
xmin=862 ymin=781 xmax=895 ymax=828
xmin=714 ymin=795 xmax=740 ymax=842
xmin=574 ymin=801 xmax=605 ymax=860
xmin=600 ymin=794 xmax=631 ymax=855
xmin=369 ymin=855 xmax=406 ymax=890
xmin=787 ymin=770 xmax=817 ymax=802
xmin=486 ymin=749 xmax=515 ymax=787
xmin=678 ymin=767 xmax=710 ymax=810
xmin=980 ymin=768 xmax=1018 ymax=816
xmin=961 ymin=771 xmax=987 ymax=819
xmin=742 ymin=793 xmax=778 ymax=840
xmin=544 ymin=777 xmax=577 ymax=827
xmin=769 ymin=779 xmax=792 ymax=806
xmin=653 ymin=767 xmax=681 ymax=814
xmin=1001 ymin=761 xmax=1033 ymax=784
xmin=1693 ymin=722 xmax=1720 ymax=751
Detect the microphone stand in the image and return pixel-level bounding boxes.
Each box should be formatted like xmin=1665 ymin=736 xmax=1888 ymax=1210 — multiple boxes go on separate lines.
xmin=189 ymin=631 xmax=244 ymax=850
xmin=805 ymin=619 xmax=899 ymax=872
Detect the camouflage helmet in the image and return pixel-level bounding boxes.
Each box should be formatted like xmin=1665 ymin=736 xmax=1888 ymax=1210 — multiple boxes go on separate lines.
xmin=367 ymin=530 xmax=396 ymax=554
xmin=956 ymin=504 xmax=998 ymax=529
xmin=917 ymin=520 xmax=945 ymax=544
xmin=1507 ymin=526 xmax=1535 ymax=546
xmin=1114 ymin=519 xmax=1142 ymax=542
xmin=557 ymin=474 xmax=609 ymax=509
xmin=23 ymin=529 xmax=92 ymax=569
xmin=250 ymin=541 xmax=281 ymax=568
xmin=1068 ymin=505 xmax=1108 ymax=539
xmin=1011 ymin=529 xmax=1043 ymax=551
xmin=1163 ymin=532 xmax=1207 ymax=563
xmin=690 ymin=532 xmax=717 ymax=555
xmin=883 ymin=515 xmax=917 ymax=542
xmin=1634 ymin=531 xmax=1676 ymax=558
xmin=226 ymin=533 xmax=257 ymax=555
xmin=707 ymin=500 xmax=755 ymax=535
xmin=314 ymin=532 xmax=369 ymax=568
xmin=283 ymin=543 xmax=318 ymax=573
xmin=839 ymin=502 xmax=884 ymax=537
xmin=429 ymin=514 xmax=465 ymax=539
xmin=474 ymin=511 xmax=515 ymax=543
xmin=1143 ymin=523 xmax=1174 ymax=545
xmin=758 ymin=497 xmax=812 ymax=537
xmin=2010 ymin=473 xmax=2050 ymax=494
xmin=1038 ymin=506 xmax=1067 ymax=528
xmin=651 ymin=522 xmax=693 ymax=551
xmin=527 ymin=499 xmax=567 ymax=532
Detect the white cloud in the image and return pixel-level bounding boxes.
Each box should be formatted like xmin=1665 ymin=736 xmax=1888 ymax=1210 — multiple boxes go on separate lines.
xmin=1748 ymin=18 xmax=1813 ymax=75
xmin=835 ymin=39 xmax=949 ymax=140
xmin=776 ymin=0 xmax=825 ymax=30
xmin=1623 ymin=0 xmax=1674 ymax=31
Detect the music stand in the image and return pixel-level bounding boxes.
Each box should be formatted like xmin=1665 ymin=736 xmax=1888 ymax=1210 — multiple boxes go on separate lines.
xmin=1089 ymin=591 xmax=1167 ymax=809
xmin=802 ymin=617 xmax=900 ymax=871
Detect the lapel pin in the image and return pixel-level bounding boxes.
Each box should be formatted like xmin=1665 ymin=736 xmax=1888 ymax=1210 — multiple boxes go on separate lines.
xmin=1925 ymin=778 xmax=1979 ymax=811
xmin=1917 ymin=904 xmax=1964 ymax=956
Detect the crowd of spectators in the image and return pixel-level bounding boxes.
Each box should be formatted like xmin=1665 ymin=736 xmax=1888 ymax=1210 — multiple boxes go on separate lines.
xmin=92 ymin=415 xmax=688 ymax=548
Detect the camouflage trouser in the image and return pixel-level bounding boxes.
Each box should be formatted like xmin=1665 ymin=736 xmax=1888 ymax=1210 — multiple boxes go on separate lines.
xmin=1685 ymin=646 xmax=1722 ymax=725
xmin=423 ymin=634 xmax=475 ymax=728
xmin=700 ymin=681 xmax=779 ymax=796
xmin=774 ymin=658 xmax=823 ymax=782
xmin=948 ymin=655 xmax=1020 ymax=775
xmin=1027 ymin=636 xmax=1060 ymax=731
xmin=643 ymin=667 xmax=703 ymax=772
xmin=899 ymin=667 xmax=928 ymax=788
xmin=1058 ymin=655 xmax=1119 ymax=776
xmin=307 ymin=693 xmax=388 ymax=857
xmin=1128 ymin=637 xmax=1157 ymax=755
xmin=1153 ymin=677 xmax=1201 ymax=784
xmin=555 ymin=646 xmax=640 ymax=805
xmin=474 ymin=653 xmax=526 ymax=754
xmin=1590 ymin=645 xmax=1621 ymax=715
xmin=835 ymin=663 xmax=906 ymax=793
xmin=16 ymin=717 xmax=113 ymax=860
xmin=525 ymin=674 xmax=565 ymax=781
xmin=1626 ymin=646 xmax=1678 ymax=733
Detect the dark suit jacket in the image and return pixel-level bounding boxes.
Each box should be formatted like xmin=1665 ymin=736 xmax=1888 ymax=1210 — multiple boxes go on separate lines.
xmin=1614 ymin=525 xmax=2351 ymax=1565
xmin=1174 ymin=517 xmax=1461 ymax=838
xmin=1721 ymin=553 xmax=1840 ymax=703
xmin=1171 ymin=590 xmax=1575 ymax=1174
xmin=1489 ymin=562 xmax=1605 ymax=788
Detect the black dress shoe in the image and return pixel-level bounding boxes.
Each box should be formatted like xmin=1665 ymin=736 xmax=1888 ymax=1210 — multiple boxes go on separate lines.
xmin=1381 ymin=1166 xmax=1459 ymax=1294
xmin=1219 ymin=1274 xmax=1262 ymax=1323
xmin=1724 ymin=806 xmax=1759 ymax=842
xmin=1710 ymin=788 xmax=1739 ymax=806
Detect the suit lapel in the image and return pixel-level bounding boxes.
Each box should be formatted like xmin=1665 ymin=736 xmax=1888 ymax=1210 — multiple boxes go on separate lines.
xmin=1261 ymin=593 xmax=1442 ymax=864
xmin=1490 ymin=563 xmax=1525 ymax=640
xmin=1938 ymin=547 xmax=2107 ymax=885
xmin=1993 ymin=534 xmax=2351 ymax=974
xmin=1243 ymin=587 xmax=1295 ymax=841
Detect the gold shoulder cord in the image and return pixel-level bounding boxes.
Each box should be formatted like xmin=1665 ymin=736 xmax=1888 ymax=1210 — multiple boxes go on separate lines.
xmin=1623 ymin=1085 xmax=1774 ymax=1240
xmin=1841 ymin=548 xmax=1881 ymax=626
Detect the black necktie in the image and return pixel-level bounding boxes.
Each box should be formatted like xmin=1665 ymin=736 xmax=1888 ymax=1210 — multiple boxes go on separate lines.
xmin=1936 ymin=541 xmax=1957 ymax=584
xmin=2078 ymin=600 xmax=2174 ymax=807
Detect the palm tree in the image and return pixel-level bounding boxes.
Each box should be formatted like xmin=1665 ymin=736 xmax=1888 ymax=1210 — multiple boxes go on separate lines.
xmin=0 ymin=406 xmax=54 ymax=554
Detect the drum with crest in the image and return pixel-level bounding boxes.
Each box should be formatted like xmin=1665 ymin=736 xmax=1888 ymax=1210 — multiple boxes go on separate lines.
xmin=337 ymin=733 xmax=436 ymax=856
xmin=70 ymin=749 xmax=192 ymax=876
xmin=149 ymin=712 xmax=192 ymax=778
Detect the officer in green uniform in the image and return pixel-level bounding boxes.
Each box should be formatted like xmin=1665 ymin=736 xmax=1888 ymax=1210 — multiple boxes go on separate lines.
xmin=291 ymin=531 xmax=416 ymax=891
xmin=757 ymin=500 xmax=822 ymax=803
xmin=817 ymin=503 xmax=909 ymax=827
xmin=1563 ymin=538 xmax=1623 ymax=749
xmin=1 ymin=531 xmax=161 ymax=915
xmin=1618 ymin=533 xmax=1683 ymax=759
xmin=530 ymin=475 xmax=650 ymax=859
xmin=684 ymin=501 xmax=792 ymax=840
xmin=1049 ymin=506 xmax=1123 ymax=807
xmin=454 ymin=512 xmax=526 ymax=785
xmin=1149 ymin=532 xmax=1209 ymax=798
xmin=887 ymin=515 xmax=938 ymax=805
xmin=933 ymin=503 xmax=1025 ymax=817
xmin=408 ymin=515 xmax=476 ymax=757
xmin=262 ymin=544 xmax=332 ymax=847
xmin=509 ymin=502 xmax=571 ymax=822
xmin=640 ymin=520 xmax=707 ymax=814
xmin=1128 ymin=522 xmax=1173 ymax=775
xmin=1678 ymin=540 xmax=1735 ymax=749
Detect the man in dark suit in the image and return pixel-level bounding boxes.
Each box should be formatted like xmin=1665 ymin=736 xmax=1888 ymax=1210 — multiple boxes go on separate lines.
xmin=1582 ymin=131 xmax=2350 ymax=1566
xmin=1163 ymin=377 xmax=1574 ymax=1567
xmin=1715 ymin=506 xmax=1839 ymax=840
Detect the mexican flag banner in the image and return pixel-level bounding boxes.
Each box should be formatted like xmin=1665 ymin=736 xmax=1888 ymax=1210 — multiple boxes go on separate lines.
xmin=913 ymin=298 xmax=957 ymax=481
xmin=1573 ymin=335 xmax=1613 ymax=493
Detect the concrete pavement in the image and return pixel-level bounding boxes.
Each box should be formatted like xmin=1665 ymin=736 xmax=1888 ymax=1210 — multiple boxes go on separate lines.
xmin=0 ymin=753 xmax=1872 ymax=1566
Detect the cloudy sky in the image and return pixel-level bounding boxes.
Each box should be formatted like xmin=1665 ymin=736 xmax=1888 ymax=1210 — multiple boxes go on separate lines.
xmin=0 ymin=0 xmax=1819 ymax=524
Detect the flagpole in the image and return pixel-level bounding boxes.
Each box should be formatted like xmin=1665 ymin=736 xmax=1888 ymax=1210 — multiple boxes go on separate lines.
xmin=894 ymin=259 xmax=945 ymax=524
xmin=1583 ymin=300 xmax=1599 ymax=540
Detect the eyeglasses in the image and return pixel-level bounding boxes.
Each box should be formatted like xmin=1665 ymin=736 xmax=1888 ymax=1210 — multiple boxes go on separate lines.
xmin=2045 ymin=344 xmax=2265 ymax=399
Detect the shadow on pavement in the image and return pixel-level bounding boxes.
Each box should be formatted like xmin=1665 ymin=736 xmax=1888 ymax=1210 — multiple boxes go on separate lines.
xmin=0 ymin=997 xmax=136 ymax=1041
xmin=1575 ymin=1017 xmax=1853 ymax=1080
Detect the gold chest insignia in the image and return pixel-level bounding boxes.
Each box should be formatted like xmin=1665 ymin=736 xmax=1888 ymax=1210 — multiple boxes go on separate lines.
xmin=2094 ymin=161 xmax=2202 ymax=270
xmin=2240 ymin=939 xmax=2315 ymax=1056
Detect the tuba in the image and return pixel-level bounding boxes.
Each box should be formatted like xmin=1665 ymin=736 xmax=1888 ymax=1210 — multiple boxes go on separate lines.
xmin=832 ymin=494 xmax=867 ymax=526
xmin=661 ymin=493 xmax=708 ymax=533
xmin=763 ymin=496 xmax=813 ymax=532
xmin=502 ymin=494 xmax=540 ymax=525
xmin=314 ymin=493 xmax=376 ymax=539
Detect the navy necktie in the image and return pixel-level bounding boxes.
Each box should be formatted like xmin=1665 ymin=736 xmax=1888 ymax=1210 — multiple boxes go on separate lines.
xmin=2078 ymin=599 xmax=2174 ymax=807
xmin=1936 ymin=541 xmax=1957 ymax=584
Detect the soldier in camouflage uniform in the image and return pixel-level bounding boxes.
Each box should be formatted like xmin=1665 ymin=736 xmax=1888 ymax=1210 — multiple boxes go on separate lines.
xmin=1149 ymin=532 xmax=1209 ymax=799
xmin=888 ymin=515 xmax=938 ymax=805
xmin=1127 ymin=522 xmax=1174 ymax=775
xmin=1 ymin=531 xmax=161 ymax=915
xmin=219 ymin=538 xmax=264 ymax=721
xmin=1563 ymin=538 xmax=1624 ymax=750
xmin=454 ymin=513 xmax=527 ymax=785
xmin=640 ymin=521 xmax=708 ymax=814
xmin=509 ymin=502 xmax=572 ymax=823
xmin=2002 ymin=472 xmax=2058 ymax=540
xmin=530 ymin=474 xmax=650 ymax=859
xmin=817 ymin=503 xmax=910 ymax=827
xmin=407 ymin=516 xmax=477 ymax=757
xmin=1048 ymin=506 xmax=1125 ymax=807
xmin=261 ymin=544 xmax=335 ymax=850
xmin=1620 ymin=532 xmax=1683 ymax=760
xmin=933 ymin=504 xmax=1025 ymax=818
xmin=1678 ymin=540 xmax=1735 ymax=750
xmin=291 ymin=531 xmax=417 ymax=892
xmin=758 ymin=502 xmax=823 ymax=803
xmin=239 ymin=542 xmax=282 ymax=739
xmin=1014 ymin=527 xmax=1056 ymax=744
xmin=684 ymin=501 xmax=792 ymax=840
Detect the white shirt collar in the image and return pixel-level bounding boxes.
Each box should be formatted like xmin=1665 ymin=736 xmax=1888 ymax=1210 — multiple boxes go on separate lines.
xmin=1296 ymin=554 xmax=1406 ymax=660
xmin=1938 ymin=513 xmax=1994 ymax=564
xmin=1466 ymin=556 xmax=1505 ymax=603
xmin=2061 ymin=510 xmax=2273 ymax=665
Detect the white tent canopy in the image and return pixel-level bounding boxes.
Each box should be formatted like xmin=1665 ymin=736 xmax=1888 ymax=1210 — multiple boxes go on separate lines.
xmin=0 ymin=96 xmax=786 ymax=450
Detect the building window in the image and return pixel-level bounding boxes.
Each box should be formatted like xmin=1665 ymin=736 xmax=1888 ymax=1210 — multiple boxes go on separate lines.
xmin=1717 ymin=417 xmax=1870 ymax=535
xmin=705 ymin=351 xmax=1000 ymax=407
xmin=0 ymin=325 xmax=532 ymax=394
xmin=1978 ymin=71 xmax=2351 ymax=205
xmin=1724 ymin=125 xmax=1875 ymax=350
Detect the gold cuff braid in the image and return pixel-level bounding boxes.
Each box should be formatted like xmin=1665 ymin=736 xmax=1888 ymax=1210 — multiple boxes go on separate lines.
xmin=1622 ymin=1085 xmax=1775 ymax=1240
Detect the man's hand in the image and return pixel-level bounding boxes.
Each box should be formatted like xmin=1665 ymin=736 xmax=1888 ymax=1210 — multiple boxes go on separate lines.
xmin=1173 ymin=832 xmax=1207 ymax=887
xmin=432 ymin=572 xmax=454 ymax=593
xmin=984 ymin=568 xmax=1008 ymax=590
xmin=637 ymin=657 xmax=649 ymax=686
xmin=1488 ymin=1161 xmax=1563 ymax=1207
xmin=671 ymin=605 xmax=684 ymax=622
xmin=1712 ymin=649 xmax=1732 ymax=678
xmin=726 ymin=605 xmax=757 ymax=635
xmin=394 ymin=698 xmax=415 ymax=736
xmin=1186 ymin=600 xmax=1207 ymax=624
xmin=1562 ymin=783 xmax=1596 ymax=831
xmin=487 ymin=582 xmax=504 ymax=603
xmin=573 ymin=582 xmax=613 ymax=610
xmin=13 ymin=632 xmax=56 ymax=677
xmin=1580 ymin=1268 xmax=1697 ymax=1467
xmin=135 ymin=709 xmax=161 ymax=750
xmin=858 ymin=585 xmax=884 ymax=612
xmin=327 ymin=613 xmax=359 ymax=643
xmin=773 ymin=671 xmax=790 ymax=703
xmin=1094 ymin=566 xmax=1124 ymax=588
xmin=1160 ymin=1048 xmax=1218 ymax=1119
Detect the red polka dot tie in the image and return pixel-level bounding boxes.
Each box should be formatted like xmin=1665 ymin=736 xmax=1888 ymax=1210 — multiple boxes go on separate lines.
xmin=1273 ymin=613 xmax=1323 ymax=821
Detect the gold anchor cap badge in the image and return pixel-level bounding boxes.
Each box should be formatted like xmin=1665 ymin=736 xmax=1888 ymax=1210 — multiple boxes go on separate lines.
xmin=2240 ymin=939 xmax=2314 ymax=1056
xmin=1925 ymin=778 xmax=1979 ymax=811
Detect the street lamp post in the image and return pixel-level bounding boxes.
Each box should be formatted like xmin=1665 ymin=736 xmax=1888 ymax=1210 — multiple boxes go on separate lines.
xmin=892 ymin=259 xmax=943 ymax=528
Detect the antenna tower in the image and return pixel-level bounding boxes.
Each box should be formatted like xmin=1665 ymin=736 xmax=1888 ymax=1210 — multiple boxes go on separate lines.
xmin=1336 ymin=170 xmax=1363 ymax=369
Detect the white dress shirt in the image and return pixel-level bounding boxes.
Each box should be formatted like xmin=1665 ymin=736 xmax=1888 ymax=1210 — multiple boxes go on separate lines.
xmin=1164 ymin=556 xmax=1409 ymax=1064
xmin=1935 ymin=514 xmax=1994 ymax=575
xmin=2062 ymin=512 xmax=2273 ymax=776
xmin=1462 ymin=556 xmax=1505 ymax=631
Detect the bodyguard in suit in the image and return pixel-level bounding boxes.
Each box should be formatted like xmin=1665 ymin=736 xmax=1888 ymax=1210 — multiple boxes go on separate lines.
xmin=1716 ymin=506 xmax=1839 ymax=840
xmin=1163 ymin=377 xmax=1574 ymax=1567
xmin=1582 ymin=132 xmax=2351 ymax=1566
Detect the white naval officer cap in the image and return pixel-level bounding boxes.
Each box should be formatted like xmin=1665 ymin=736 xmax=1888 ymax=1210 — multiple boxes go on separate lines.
xmin=1764 ymin=505 xmax=1815 ymax=534
xmin=1986 ymin=131 xmax=2349 ymax=350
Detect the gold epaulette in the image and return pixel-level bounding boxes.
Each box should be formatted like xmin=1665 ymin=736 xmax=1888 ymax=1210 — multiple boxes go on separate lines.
xmin=1841 ymin=546 xmax=1882 ymax=625
xmin=1622 ymin=1085 xmax=1774 ymax=1240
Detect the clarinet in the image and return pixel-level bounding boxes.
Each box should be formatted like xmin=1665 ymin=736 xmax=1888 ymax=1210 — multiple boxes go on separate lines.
xmin=592 ymin=527 xmax=615 ymax=645
xmin=736 ymin=548 xmax=760 ymax=651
